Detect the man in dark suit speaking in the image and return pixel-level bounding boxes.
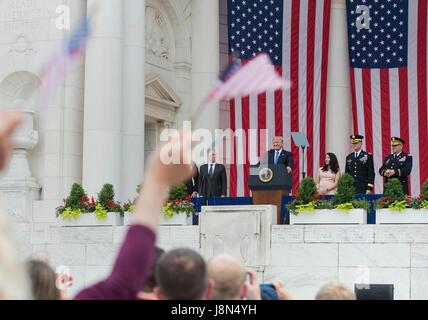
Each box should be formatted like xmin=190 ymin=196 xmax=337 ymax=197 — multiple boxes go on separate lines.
xmin=198 ymin=149 xmax=227 ymax=198
xmin=267 ymin=136 xmax=294 ymax=173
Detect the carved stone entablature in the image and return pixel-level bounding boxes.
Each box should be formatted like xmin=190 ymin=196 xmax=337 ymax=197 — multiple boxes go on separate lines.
xmin=145 ymin=6 xmax=172 ymax=61
xmin=145 ymin=73 xmax=181 ymax=123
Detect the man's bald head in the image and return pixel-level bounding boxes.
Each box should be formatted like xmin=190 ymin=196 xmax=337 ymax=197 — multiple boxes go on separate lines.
xmin=207 ymin=254 xmax=247 ymax=300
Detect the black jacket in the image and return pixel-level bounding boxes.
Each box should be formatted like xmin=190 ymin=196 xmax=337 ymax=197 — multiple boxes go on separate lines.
xmin=198 ymin=163 xmax=227 ymax=197
xmin=379 ymin=152 xmax=413 ymax=195
xmin=345 ymin=150 xmax=375 ymax=194
xmin=267 ymin=149 xmax=294 ymax=168
xmin=184 ymin=167 xmax=199 ymax=196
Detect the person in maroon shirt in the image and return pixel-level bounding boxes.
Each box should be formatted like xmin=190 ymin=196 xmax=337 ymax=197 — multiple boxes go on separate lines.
xmin=75 ymin=133 xmax=195 ymax=300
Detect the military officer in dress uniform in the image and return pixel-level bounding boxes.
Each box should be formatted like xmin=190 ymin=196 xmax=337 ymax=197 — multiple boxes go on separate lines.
xmin=345 ymin=134 xmax=375 ymax=194
xmin=379 ymin=137 xmax=413 ymax=195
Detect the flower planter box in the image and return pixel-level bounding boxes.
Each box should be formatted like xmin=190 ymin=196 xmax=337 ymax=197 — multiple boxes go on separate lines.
xmin=123 ymin=212 xmax=134 ymax=226
xmin=159 ymin=212 xmax=193 ymax=226
xmin=376 ymin=208 xmax=428 ymax=224
xmin=59 ymin=212 xmax=123 ymax=227
xmin=289 ymin=209 xmax=367 ymax=225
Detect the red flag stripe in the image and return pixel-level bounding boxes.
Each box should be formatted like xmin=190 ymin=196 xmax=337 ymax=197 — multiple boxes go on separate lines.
xmin=306 ymin=0 xmax=316 ymax=179
xmin=290 ymin=0 xmax=300 ymax=194
xmin=362 ymin=69 xmax=373 ymax=155
xmin=380 ymin=69 xmax=391 ymax=162
xmin=417 ymin=0 xmax=428 ymax=188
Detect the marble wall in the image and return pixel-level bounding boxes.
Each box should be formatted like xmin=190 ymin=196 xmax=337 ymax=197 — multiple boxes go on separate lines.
xmin=14 ymin=219 xmax=428 ymax=300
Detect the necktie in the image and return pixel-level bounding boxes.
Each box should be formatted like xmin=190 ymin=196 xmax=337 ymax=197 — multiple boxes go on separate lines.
xmin=274 ymin=151 xmax=279 ymax=164
xmin=209 ymin=164 xmax=214 ymax=177
xmin=355 ymin=152 xmax=358 ymax=158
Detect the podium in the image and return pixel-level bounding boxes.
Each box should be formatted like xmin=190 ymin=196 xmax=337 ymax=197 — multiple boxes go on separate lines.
xmin=248 ymin=164 xmax=292 ymax=224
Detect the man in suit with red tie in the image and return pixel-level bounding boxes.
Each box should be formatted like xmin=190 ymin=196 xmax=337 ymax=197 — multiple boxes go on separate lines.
xmin=267 ymin=136 xmax=294 ymax=173
xmin=198 ymin=149 xmax=227 ymax=198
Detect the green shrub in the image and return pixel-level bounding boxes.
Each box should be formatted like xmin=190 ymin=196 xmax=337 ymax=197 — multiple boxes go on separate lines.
xmin=168 ymin=183 xmax=188 ymax=201
xmin=384 ymin=178 xmax=405 ymax=202
xmin=422 ymin=179 xmax=428 ymax=200
xmin=297 ymin=177 xmax=318 ymax=204
xmin=65 ymin=183 xmax=86 ymax=209
xmin=98 ymin=183 xmax=115 ymax=204
xmin=333 ymin=174 xmax=355 ymax=206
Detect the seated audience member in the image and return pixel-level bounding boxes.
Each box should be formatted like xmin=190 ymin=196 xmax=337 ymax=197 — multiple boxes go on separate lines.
xmin=136 ymin=247 xmax=165 ymax=300
xmin=74 ymin=132 xmax=195 ymax=299
xmin=315 ymin=282 xmax=356 ymax=300
xmin=316 ymin=153 xmax=341 ymax=195
xmin=27 ymin=259 xmax=61 ymax=300
xmin=155 ymin=248 xmax=212 ymax=300
xmin=207 ymin=254 xmax=260 ymax=300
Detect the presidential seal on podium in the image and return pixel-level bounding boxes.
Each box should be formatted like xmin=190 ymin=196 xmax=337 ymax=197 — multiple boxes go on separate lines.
xmin=259 ymin=167 xmax=273 ymax=183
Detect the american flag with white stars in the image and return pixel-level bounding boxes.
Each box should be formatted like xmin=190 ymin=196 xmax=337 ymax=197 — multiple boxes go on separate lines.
xmin=347 ymin=0 xmax=408 ymax=68
xmin=346 ymin=0 xmax=428 ymax=196
xmin=229 ymin=0 xmax=283 ymax=63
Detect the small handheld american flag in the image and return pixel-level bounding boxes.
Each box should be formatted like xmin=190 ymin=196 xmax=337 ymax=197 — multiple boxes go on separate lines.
xmin=204 ymin=53 xmax=290 ymax=103
xmin=39 ymin=15 xmax=92 ymax=106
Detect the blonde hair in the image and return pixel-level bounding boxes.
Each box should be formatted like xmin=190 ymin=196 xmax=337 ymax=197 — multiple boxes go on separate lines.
xmin=315 ymin=282 xmax=356 ymax=300
xmin=0 ymin=212 xmax=32 ymax=299
xmin=208 ymin=254 xmax=246 ymax=300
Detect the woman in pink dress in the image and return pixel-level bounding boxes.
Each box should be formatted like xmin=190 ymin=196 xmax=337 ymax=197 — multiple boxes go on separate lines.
xmin=316 ymin=153 xmax=341 ymax=195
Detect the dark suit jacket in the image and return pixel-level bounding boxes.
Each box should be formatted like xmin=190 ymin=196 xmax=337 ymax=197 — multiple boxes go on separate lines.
xmin=345 ymin=150 xmax=375 ymax=194
xmin=184 ymin=167 xmax=199 ymax=196
xmin=198 ymin=163 xmax=227 ymax=197
xmin=379 ymin=152 xmax=413 ymax=195
xmin=267 ymin=149 xmax=294 ymax=168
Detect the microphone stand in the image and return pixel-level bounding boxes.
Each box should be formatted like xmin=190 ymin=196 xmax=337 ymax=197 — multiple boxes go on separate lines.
xmin=301 ymin=146 xmax=306 ymax=180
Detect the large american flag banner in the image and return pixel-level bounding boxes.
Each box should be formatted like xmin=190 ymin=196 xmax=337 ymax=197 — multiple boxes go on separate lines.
xmin=227 ymin=0 xmax=332 ymax=196
xmin=346 ymin=0 xmax=428 ymax=196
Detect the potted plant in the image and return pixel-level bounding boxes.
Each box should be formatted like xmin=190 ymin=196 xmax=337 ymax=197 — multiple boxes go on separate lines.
xmin=123 ymin=185 xmax=138 ymax=226
xmin=376 ymin=178 xmax=428 ymax=224
xmin=160 ymin=183 xmax=194 ymax=225
xmin=288 ymin=175 xmax=369 ymax=225
xmin=56 ymin=183 xmax=123 ymax=226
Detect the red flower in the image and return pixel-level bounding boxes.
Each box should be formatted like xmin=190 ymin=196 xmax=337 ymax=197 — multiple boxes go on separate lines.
xmin=106 ymin=199 xmax=117 ymax=209
xmin=175 ymin=198 xmax=179 ymax=204
xmin=186 ymin=195 xmax=191 ymax=202
xmin=91 ymin=196 xmax=95 ymax=205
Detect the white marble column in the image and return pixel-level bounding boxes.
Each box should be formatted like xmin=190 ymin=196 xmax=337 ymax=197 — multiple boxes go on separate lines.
xmin=326 ymin=0 xmax=352 ymax=167
xmin=61 ymin=0 xmax=87 ymax=197
xmin=121 ymin=0 xmax=145 ymax=201
xmin=191 ymin=0 xmax=220 ymax=135
xmin=82 ymin=0 xmax=123 ymax=197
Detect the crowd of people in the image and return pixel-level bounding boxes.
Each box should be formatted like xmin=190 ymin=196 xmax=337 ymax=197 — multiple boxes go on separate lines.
xmin=0 ymin=111 xmax=359 ymax=301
